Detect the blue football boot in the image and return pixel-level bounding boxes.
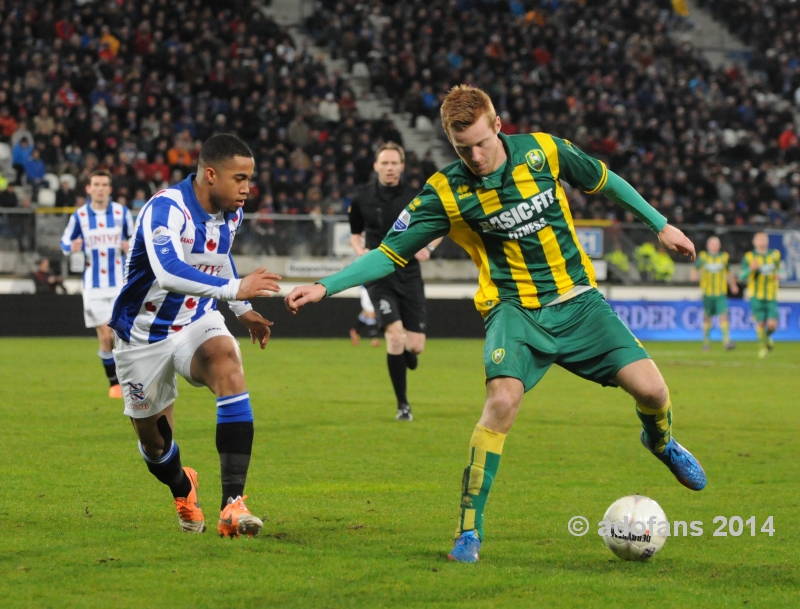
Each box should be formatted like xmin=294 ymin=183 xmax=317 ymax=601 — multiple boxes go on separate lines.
xmin=641 ymin=431 xmax=707 ymax=491
xmin=447 ymin=530 xmax=481 ymax=563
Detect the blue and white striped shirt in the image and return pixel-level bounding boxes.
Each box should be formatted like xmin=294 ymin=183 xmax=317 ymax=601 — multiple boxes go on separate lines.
xmin=60 ymin=201 xmax=135 ymax=296
xmin=110 ymin=175 xmax=252 ymax=345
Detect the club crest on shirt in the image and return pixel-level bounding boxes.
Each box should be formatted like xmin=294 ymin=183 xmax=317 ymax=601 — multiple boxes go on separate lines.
xmin=526 ymin=149 xmax=546 ymax=173
xmin=393 ymin=209 xmax=411 ymax=231
xmin=491 ymin=348 xmax=505 ymax=364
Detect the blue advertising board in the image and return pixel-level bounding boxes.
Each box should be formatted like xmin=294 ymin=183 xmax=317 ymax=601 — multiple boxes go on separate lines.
xmin=608 ymin=300 xmax=800 ymax=341
xmin=576 ymin=227 xmax=604 ymax=258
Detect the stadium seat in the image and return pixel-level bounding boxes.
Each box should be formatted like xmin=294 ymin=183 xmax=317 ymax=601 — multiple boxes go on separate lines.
xmin=0 ymin=142 xmax=9 ymax=162
xmin=58 ymin=174 xmax=76 ymax=190
xmin=352 ymin=62 xmax=370 ymax=78
xmin=415 ymin=116 xmax=434 ymax=132
xmin=37 ymin=188 xmax=56 ymax=207
xmin=44 ymin=173 xmax=59 ymax=191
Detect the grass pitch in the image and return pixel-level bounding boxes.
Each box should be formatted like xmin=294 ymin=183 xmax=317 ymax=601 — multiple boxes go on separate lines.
xmin=0 ymin=338 xmax=797 ymax=608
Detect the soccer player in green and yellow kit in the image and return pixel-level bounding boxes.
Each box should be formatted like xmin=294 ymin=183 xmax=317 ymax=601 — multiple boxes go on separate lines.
xmin=740 ymin=232 xmax=781 ymax=359
xmin=691 ymin=236 xmax=739 ymax=350
xmin=285 ymin=85 xmax=706 ymax=562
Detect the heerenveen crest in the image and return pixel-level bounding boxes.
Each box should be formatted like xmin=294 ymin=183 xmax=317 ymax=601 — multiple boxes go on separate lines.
xmin=525 ymin=149 xmax=546 ymax=173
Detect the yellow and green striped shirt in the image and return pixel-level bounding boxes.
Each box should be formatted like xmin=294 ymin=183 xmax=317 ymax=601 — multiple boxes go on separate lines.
xmin=740 ymin=249 xmax=781 ymax=301
xmin=379 ymin=132 xmax=660 ymax=315
xmin=695 ymin=251 xmax=730 ymax=296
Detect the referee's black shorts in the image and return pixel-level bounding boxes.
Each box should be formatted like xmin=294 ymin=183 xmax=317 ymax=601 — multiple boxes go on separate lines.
xmin=366 ymin=266 xmax=427 ymax=333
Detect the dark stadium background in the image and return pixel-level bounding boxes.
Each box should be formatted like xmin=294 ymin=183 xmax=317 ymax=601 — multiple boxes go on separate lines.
xmin=0 ymin=0 xmax=798 ymax=337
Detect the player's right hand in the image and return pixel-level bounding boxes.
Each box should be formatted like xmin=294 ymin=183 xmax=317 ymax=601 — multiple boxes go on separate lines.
xmin=284 ymin=283 xmax=327 ymax=313
xmin=236 ymin=267 xmax=282 ymax=300
xmin=71 ymin=237 xmax=83 ymax=252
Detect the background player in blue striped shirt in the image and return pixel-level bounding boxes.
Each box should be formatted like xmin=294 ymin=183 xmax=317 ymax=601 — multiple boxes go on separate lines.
xmin=61 ymin=170 xmax=134 ymax=397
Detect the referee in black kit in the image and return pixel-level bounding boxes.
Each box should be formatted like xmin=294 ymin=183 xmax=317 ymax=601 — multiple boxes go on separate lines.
xmin=348 ymin=142 xmax=442 ymax=421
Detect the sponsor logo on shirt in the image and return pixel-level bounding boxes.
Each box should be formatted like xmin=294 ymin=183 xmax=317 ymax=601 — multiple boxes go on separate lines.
xmin=476 ymin=187 xmax=555 ymax=239
xmin=393 ymin=209 xmax=411 ymax=232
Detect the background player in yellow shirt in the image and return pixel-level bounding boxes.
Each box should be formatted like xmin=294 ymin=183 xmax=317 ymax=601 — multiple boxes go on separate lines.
xmin=740 ymin=232 xmax=781 ymax=359
xmin=691 ymin=236 xmax=738 ymax=350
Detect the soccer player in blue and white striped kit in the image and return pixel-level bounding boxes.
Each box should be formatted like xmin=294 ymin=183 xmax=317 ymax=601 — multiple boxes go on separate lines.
xmin=61 ymin=170 xmax=135 ymax=397
xmin=110 ymin=134 xmax=281 ymax=537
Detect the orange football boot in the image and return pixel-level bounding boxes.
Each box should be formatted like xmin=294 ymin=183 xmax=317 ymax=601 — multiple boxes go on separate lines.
xmin=108 ymin=384 xmax=123 ymax=398
xmin=174 ymin=467 xmax=206 ymax=533
xmin=218 ymin=495 xmax=263 ymax=538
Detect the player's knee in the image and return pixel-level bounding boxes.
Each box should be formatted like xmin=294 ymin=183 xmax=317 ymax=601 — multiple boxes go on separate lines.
xmin=484 ymin=391 xmax=521 ymax=420
xmin=384 ymin=325 xmax=405 ymax=350
xmin=638 ymin=382 xmax=670 ymax=409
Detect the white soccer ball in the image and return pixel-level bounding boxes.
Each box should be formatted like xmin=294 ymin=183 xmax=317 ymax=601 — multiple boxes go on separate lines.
xmin=601 ymin=495 xmax=668 ymax=561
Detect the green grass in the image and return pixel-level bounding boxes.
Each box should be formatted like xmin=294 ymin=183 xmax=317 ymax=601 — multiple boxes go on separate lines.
xmin=0 ymin=338 xmax=798 ymax=608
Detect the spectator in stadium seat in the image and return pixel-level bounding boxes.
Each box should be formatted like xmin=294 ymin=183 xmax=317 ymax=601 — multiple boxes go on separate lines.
xmin=31 ymin=258 xmax=65 ymax=294
xmin=55 ymin=178 xmax=76 ymax=208
xmin=0 ymin=107 xmax=17 ymax=140
xmin=11 ymin=138 xmax=31 ymax=185
xmin=24 ymin=149 xmax=46 ymax=194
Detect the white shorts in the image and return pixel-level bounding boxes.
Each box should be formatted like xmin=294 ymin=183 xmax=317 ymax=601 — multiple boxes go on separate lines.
xmin=114 ymin=311 xmax=236 ymax=418
xmin=83 ymin=292 xmax=117 ymax=328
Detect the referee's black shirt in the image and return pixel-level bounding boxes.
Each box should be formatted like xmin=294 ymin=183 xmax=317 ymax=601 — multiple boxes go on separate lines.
xmin=348 ymin=177 xmax=421 ymax=267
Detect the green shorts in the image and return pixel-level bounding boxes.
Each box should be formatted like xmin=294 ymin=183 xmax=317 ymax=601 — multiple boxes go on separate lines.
xmin=750 ymin=297 xmax=778 ymax=322
xmin=702 ymin=295 xmax=728 ymax=317
xmin=484 ymin=289 xmax=650 ymax=392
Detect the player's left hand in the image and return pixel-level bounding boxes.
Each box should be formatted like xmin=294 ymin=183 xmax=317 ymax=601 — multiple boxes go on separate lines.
xmin=414 ymin=247 xmax=431 ymax=262
xmin=658 ymin=224 xmax=695 ymax=260
xmin=238 ymin=310 xmax=274 ymax=349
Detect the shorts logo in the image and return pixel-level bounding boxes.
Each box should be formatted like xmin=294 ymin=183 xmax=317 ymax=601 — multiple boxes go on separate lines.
xmin=128 ymin=382 xmax=146 ymax=402
xmin=491 ymin=348 xmax=505 ymax=364
xmin=525 ymin=149 xmax=546 ymax=173
xmin=393 ymin=210 xmax=410 ymax=232
xmin=379 ymin=299 xmax=392 ymax=315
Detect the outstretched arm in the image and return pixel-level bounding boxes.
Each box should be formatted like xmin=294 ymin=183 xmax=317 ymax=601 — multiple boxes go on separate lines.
xmin=601 ymin=171 xmax=695 ymax=260
xmin=285 ymin=249 xmax=397 ymax=312
xmin=550 ymin=136 xmax=694 ymax=259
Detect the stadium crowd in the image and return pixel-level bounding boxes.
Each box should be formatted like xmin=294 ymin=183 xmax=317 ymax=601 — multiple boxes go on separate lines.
xmin=308 ymin=0 xmax=800 ymax=230
xmin=0 ymin=0 xmax=421 ymax=237
xmin=699 ymin=0 xmax=800 ymax=103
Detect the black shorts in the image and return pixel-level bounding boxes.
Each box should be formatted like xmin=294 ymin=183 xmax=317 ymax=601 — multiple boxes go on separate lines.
xmin=366 ymin=267 xmax=427 ymax=333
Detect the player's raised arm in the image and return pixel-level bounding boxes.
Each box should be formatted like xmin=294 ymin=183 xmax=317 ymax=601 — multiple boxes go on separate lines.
xmin=285 ymin=184 xmax=451 ymax=313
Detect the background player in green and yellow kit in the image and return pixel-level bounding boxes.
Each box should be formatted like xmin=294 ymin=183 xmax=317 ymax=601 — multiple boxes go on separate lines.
xmin=691 ymin=236 xmax=739 ymax=350
xmin=740 ymin=232 xmax=781 ymax=359
xmin=285 ymin=85 xmax=707 ymax=563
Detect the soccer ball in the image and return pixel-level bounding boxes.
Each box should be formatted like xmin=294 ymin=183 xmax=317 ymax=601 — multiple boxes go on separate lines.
xmin=601 ymin=495 xmax=668 ymax=561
